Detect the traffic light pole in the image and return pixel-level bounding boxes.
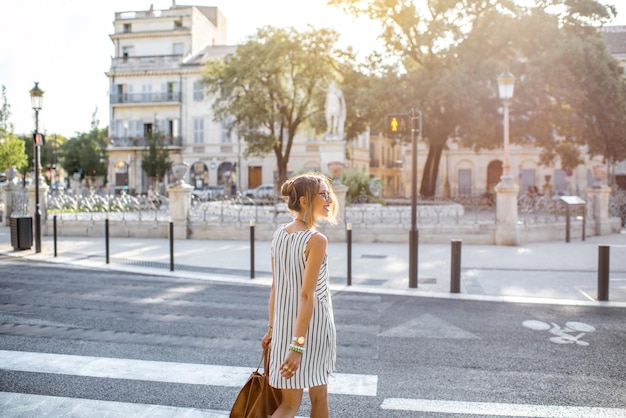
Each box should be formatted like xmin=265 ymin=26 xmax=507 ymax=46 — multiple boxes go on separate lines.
xmin=408 ymin=108 xmax=422 ymax=288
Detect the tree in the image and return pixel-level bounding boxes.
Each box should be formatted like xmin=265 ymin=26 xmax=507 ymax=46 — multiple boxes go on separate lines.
xmin=0 ymin=137 xmax=28 ymax=172
xmin=61 ymin=127 xmax=108 ymax=185
xmin=141 ymin=130 xmax=172 ymax=192
xmin=203 ymin=26 xmax=351 ymax=186
xmin=329 ymin=0 xmax=620 ymax=197
xmin=0 ymin=85 xmax=28 ymax=172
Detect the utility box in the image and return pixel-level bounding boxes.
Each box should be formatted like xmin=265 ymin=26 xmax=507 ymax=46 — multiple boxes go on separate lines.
xmin=10 ymin=216 xmax=33 ymax=250
xmin=560 ymin=196 xmax=586 ymax=243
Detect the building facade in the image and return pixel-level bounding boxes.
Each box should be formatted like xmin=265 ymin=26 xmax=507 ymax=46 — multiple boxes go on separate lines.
xmin=106 ymin=3 xmax=369 ymax=196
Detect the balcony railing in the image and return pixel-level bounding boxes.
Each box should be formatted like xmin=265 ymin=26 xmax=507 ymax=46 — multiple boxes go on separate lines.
xmin=110 ymin=92 xmax=182 ymax=104
xmin=109 ymin=136 xmax=183 ymax=148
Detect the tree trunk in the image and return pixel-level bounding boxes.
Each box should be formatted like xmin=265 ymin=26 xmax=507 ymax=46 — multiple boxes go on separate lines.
xmin=420 ymin=142 xmax=444 ymax=198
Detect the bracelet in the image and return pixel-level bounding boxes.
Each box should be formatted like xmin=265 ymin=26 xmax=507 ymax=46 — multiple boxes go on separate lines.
xmin=289 ymin=343 xmax=305 ymax=354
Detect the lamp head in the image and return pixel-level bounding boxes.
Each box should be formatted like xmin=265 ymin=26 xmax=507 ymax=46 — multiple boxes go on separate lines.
xmin=497 ymin=72 xmax=515 ymax=100
xmin=29 ymin=82 xmax=44 ymax=111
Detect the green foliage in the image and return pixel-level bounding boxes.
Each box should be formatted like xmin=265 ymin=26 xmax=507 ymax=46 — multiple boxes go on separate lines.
xmin=340 ymin=169 xmax=375 ymax=204
xmin=0 ymin=136 xmax=27 ymax=171
xmin=61 ymin=127 xmax=108 ymax=180
xmin=203 ymin=26 xmax=352 ymax=185
xmin=141 ymin=131 xmax=172 ymax=187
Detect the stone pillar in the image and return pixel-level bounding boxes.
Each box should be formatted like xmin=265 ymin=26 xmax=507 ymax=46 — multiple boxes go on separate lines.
xmin=587 ymin=185 xmax=612 ymax=236
xmin=167 ymin=161 xmax=192 ymax=240
xmin=27 ymin=181 xmax=49 ymax=235
xmin=494 ymin=181 xmax=519 ymax=246
xmin=331 ymin=180 xmax=348 ymax=224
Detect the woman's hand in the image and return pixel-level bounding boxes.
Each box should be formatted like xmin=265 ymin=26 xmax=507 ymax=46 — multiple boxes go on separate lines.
xmin=261 ymin=333 xmax=272 ymax=348
xmin=279 ymin=351 xmax=302 ymax=379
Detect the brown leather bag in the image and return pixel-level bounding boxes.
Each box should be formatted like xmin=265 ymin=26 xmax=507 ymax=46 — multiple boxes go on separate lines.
xmin=230 ymin=345 xmax=282 ymax=418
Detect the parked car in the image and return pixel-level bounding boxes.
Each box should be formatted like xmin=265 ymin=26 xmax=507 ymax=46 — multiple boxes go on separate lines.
xmin=192 ymin=185 xmax=225 ymax=201
xmin=245 ymin=183 xmax=276 ymax=199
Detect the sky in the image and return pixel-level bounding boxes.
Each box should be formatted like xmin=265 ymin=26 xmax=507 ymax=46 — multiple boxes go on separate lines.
xmin=1 ymin=0 xmax=625 ymax=138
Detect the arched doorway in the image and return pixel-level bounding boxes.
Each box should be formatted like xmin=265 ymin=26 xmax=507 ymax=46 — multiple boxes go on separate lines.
xmin=486 ymin=160 xmax=503 ymax=195
xmin=218 ymin=162 xmax=235 ymax=196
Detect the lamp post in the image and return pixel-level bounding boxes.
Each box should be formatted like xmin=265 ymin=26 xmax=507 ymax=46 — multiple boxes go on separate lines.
xmin=30 ymin=82 xmax=44 ymax=253
xmin=408 ymin=108 xmax=422 ymax=288
xmin=497 ymin=72 xmax=516 ymax=186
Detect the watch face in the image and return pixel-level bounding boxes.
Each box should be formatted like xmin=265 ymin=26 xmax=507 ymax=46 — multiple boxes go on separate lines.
xmin=295 ymin=336 xmax=305 ymax=345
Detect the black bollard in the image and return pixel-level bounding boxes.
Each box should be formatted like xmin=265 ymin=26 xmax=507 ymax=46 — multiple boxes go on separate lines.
xmin=53 ymin=214 xmax=57 ymax=257
xmin=450 ymin=239 xmax=462 ymax=293
xmin=105 ymin=218 xmax=110 ymax=264
xmin=169 ymin=220 xmax=174 ymax=272
xmin=346 ymin=223 xmax=352 ymax=286
xmin=250 ymin=219 xmax=255 ymax=279
xmin=597 ymin=245 xmax=610 ymax=301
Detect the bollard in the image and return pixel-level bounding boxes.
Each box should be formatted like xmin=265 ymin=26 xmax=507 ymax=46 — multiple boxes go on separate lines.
xmin=105 ymin=218 xmax=110 ymax=264
xmin=250 ymin=219 xmax=255 ymax=279
xmin=450 ymin=239 xmax=462 ymax=293
xmin=565 ymin=205 xmax=571 ymax=243
xmin=346 ymin=223 xmax=352 ymax=286
xmin=597 ymin=245 xmax=610 ymax=301
xmin=53 ymin=214 xmax=58 ymax=258
xmin=169 ymin=220 xmax=174 ymax=272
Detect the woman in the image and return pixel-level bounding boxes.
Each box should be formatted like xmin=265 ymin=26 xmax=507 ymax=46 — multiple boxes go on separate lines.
xmin=261 ymin=172 xmax=339 ymax=418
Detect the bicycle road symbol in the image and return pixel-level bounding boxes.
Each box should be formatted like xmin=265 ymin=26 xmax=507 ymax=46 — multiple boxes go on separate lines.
xmin=523 ymin=320 xmax=595 ymax=346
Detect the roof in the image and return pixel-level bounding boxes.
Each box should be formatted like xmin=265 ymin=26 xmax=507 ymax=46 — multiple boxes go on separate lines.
xmin=183 ymin=44 xmax=238 ymax=66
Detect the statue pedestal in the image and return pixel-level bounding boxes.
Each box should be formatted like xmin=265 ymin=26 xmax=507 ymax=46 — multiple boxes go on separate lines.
xmin=495 ymin=178 xmax=519 ymax=246
xmin=319 ymin=139 xmax=346 ymax=177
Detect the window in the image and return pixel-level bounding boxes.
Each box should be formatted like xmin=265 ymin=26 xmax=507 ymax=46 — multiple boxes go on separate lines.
xmin=123 ymin=23 xmax=131 ymax=33
xmin=220 ymin=121 xmax=231 ymax=143
xmin=141 ymin=84 xmax=152 ymax=102
xmin=458 ymin=169 xmax=472 ymax=196
xmin=193 ymin=81 xmax=204 ymax=101
xmin=193 ymin=118 xmax=204 ymax=144
xmin=174 ymin=20 xmax=183 ymax=29
xmin=122 ymin=46 xmax=133 ymax=61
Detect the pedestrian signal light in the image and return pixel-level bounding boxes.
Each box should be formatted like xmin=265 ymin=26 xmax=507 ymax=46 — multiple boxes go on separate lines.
xmin=33 ymin=133 xmax=45 ymax=146
xmin=387 ymin=114 xmax=409 ymax=135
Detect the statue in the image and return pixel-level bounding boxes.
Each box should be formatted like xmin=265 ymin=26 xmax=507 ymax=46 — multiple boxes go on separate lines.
xmin=324 ymin=80 xmax=346 ymax=139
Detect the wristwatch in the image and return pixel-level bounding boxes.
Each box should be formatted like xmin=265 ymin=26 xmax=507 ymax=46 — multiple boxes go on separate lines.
xmin=292 ymin=336 xmax=305 ymax=345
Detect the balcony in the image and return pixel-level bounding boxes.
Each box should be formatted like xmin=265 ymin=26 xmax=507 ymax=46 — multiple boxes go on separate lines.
xmin=110 ymin=91 xmax=182 ymax=105
xmin=109 ymin=136 xmax=183 ymax=149
xmin=110 ymin=54 xmax=183 ymax=71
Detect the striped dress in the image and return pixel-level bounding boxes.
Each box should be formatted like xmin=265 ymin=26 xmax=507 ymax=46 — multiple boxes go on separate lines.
xmin=269 ymin=227 xmax=337 ymax=389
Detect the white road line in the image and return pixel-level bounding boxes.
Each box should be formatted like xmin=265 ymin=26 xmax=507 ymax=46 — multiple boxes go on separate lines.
xmin=381 ymin=398 xmax=626 ymax=417
xmin=0 ymin=392 xmax=229 ymax=418
xmin=0 ymin=350 xmax=377 ymax=397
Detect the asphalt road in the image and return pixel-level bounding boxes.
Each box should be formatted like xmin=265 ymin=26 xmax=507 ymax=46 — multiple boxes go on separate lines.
xmin=0 ymin=256 xmax=625 ymax=417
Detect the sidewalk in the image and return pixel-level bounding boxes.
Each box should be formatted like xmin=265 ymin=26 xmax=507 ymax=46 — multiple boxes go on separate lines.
xmin=1 ymin=224 xmax=625 ymax=307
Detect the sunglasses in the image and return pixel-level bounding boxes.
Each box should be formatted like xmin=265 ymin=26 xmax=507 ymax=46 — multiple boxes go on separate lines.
xmin=318 ymin=191 xmax=332 ymax=202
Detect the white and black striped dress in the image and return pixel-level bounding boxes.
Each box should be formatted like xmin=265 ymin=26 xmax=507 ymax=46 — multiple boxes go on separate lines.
xmin=269 ymin=227 xmax=336 ymax=389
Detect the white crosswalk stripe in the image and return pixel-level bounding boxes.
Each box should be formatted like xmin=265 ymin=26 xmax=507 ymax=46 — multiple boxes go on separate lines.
xmin=0 ymin=350 xmax=377 ymax=397
xmin=381 ymin=398 xmax=626 ymax=417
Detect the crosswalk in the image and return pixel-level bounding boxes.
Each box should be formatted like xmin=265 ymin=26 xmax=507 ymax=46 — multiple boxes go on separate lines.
xmin=2 ymin=349 xmax=626 ymax=417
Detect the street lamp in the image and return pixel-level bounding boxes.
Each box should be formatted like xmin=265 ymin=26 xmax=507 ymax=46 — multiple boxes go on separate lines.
xmin=29 ymin=82 xmax=44 ymax=253
xmin=497 ymin=71 xmax=515 ymax=186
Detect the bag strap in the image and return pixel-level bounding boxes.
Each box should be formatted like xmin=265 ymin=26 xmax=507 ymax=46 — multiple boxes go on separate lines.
xmin=256 ymin=345 xmax=272 ymax=372
xmin=263 ymin=345 xmax=271 ymax=377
